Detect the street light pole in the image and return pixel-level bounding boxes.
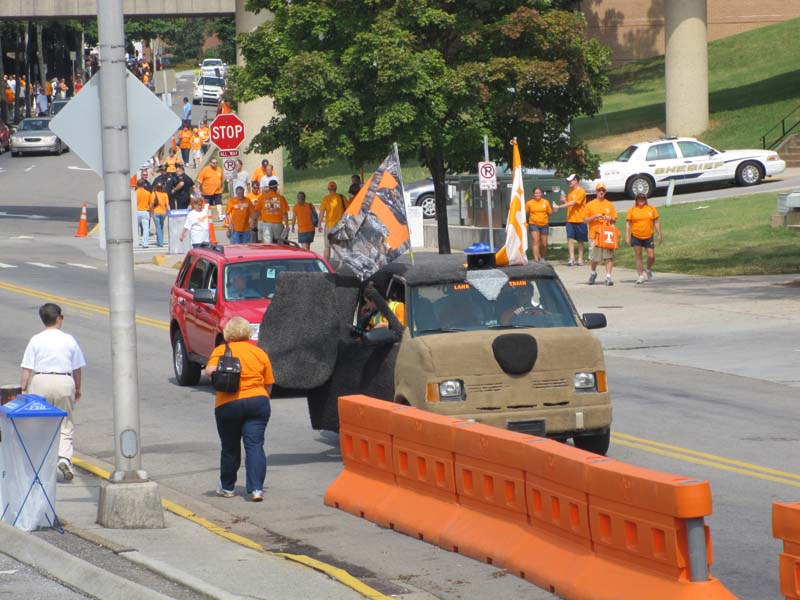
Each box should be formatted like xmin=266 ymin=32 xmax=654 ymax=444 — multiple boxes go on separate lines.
xmin=96 ymin=0 xmax=164 ymax=529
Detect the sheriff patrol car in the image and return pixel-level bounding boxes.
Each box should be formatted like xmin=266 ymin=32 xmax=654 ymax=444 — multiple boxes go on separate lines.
xmin=589 ymin=136 xmax=785 ymax=198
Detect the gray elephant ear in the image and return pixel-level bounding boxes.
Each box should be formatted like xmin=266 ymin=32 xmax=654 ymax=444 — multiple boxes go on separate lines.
xmin=258 ymin=272 xmax=359 ymax=389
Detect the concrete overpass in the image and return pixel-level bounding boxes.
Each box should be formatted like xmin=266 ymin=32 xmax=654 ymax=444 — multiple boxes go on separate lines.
xmin=0 ymin=1 xmax=234 ymax=18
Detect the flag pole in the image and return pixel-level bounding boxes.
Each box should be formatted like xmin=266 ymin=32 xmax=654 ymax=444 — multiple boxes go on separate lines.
xmin=394 ymin=142 xmax=414 ymax=266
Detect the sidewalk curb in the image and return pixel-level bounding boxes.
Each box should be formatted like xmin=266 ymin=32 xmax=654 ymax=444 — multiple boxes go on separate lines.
xmin=0 ymin=520 xmax=172 ymax=600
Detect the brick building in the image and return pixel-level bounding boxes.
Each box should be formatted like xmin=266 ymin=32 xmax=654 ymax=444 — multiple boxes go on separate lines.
xmin=582 ymin=1 xmax=800 ymax=62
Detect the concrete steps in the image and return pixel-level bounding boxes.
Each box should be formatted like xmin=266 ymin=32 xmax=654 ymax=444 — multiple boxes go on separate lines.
xmin=777 ymin=133 xmax=800 ymax=167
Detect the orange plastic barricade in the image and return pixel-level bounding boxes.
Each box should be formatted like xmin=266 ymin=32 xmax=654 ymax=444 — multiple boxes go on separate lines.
xmin=373 ymin=406 xmax=462 ymax=544
xmin=773 ymin=502 xmax=800 ymax=600
xmin=323 ymin=395 xmax=402 ymax=520
xmin=439 ymin=421 xmax=532 ymax=570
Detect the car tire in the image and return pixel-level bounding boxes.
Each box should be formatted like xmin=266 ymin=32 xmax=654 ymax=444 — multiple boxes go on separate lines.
xmin=625 ymin=175 xmax=654 ymax=199
xmin=416 ymin=194 xmax=437 ymax=219
xmin=307 ymin=381 xmax=339 ymax=432
xmin=572 ymin=430 xmax=611 ymax=456
xmin=173 ymin=331 xmax=202 ymax=386
xmin=735 ymin=161 xmax=763 ymax=186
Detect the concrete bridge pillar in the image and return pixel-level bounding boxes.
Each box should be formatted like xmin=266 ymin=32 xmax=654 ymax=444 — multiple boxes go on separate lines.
xmin=235 ymin=0 xmax=283 ymax=186
xmin=665 ymin=0 xmax=709 ymax=136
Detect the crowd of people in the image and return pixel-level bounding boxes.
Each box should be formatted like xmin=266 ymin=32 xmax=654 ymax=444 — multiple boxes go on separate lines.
xmin=525 ymin=173 xmax=663 ymax=286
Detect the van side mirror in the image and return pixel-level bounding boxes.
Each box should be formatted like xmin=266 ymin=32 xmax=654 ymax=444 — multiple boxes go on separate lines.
xmin=363 ymin=327 xmax=398 ymax=346
xmin=582 ymin=313 xmax=606 ymax=330
xmin=193 ymin=289 xmax=216 ymax=304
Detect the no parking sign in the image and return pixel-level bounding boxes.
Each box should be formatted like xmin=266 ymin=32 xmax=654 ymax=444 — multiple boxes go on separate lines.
xmin=222 ymin=154 xmax=239 ymax=179
xmin=479 ymin=161 xmax=497 ymax=191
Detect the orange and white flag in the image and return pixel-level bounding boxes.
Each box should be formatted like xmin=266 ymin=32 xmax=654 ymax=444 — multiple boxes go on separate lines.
xmin=496 ymin=139 xmax=528 ymax=266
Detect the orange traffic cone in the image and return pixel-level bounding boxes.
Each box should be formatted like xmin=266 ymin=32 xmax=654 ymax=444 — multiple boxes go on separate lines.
xmin=207 ymin=207 xmax=217 ymax=244
xmin=74 ymin=203 xmax=88 ymax=237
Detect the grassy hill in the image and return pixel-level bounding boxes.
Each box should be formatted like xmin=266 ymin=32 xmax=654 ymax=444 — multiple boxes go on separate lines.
xmin=574 ymin=17 xmax=800 ymax=158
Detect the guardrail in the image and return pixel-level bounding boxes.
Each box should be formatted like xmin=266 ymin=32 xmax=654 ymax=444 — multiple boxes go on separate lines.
xmin=325 ymin=395 xmax=738 ymax=600
xmin=761 ymin=104 xmax=800 ymax=149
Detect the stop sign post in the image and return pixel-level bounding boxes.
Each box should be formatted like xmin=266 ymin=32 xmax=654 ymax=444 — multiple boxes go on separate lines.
xmin=209 ymin=113 xmax=245 ymax=151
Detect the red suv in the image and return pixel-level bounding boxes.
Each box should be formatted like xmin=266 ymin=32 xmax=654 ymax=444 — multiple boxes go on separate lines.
xmin=169 ymin=242 xmax=331 ymax=385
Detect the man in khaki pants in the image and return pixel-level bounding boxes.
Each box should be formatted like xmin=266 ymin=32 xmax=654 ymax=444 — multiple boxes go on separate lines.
xmin=19 ymin=303 xmax=86 ymax=481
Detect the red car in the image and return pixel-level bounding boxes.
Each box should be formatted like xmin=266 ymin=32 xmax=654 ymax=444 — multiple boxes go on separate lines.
xmin=169 ymin=242 xmax=332 ymax=386
xmin=0 ymin=120 xmax=9 ymax=153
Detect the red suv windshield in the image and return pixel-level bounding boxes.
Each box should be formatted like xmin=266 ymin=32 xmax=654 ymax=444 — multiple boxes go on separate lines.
xmin=223 ymin=258 xmax=329 ymax=301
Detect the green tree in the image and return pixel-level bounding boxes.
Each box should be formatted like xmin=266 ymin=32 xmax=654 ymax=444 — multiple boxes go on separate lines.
xmin=204 ymin=17 xmax=237 ymax=65
xmin=236 ymin=1 xmax=609 ymax=253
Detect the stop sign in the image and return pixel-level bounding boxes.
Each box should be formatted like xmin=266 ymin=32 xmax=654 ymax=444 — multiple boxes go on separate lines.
xmin=209 ymin=113 xmax=246 ymax=151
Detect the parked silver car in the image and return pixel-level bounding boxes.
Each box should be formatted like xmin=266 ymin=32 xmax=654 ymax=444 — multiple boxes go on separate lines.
xmin=10 ymin=118 xmax=67 ymax=156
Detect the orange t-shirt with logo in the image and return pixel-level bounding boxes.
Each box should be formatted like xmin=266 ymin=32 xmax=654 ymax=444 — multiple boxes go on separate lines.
xmin=525 ymin=198 xmax=552 ymax=227
xmin=585 ymin=199 xmax=618 ymax=242
xmin=292 ymin=202 xmax=315 ymax=233
xmin=566 ymin=188 xmax=587 ymax=223
xmin=254 ymin=192 xmax=289 ymax=224
xmin=206 ymin=341 xmax=274 ymax=408
xmin=197 ymin=165 xmax=223 ymax=195
xmin=136 ymin=187 xmax=151 ymax=211
xmin=198 ymin=126 xmax=210 ymax=143
xmin=626 ymin=204 xmax=660 ymax=240
xmin=225 ymin=197 xmax=254 ymax=232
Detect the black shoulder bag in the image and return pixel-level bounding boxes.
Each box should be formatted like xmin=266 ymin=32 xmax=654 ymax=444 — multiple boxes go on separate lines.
xmin=212 ymin=343 xmax=241 ymax=392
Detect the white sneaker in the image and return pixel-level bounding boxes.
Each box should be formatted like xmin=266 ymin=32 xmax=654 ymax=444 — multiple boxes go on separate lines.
xmin=58 ymin=459 xmax=74 ymax=482
xmin=250 ymin=490 xmax=264 ymax=502
xmin=646 ymin=269 xmax=653 ymax=280
xmin=636 ymin=275 xmax=645 ymax=285
xmin=588 ymin=271 xmax=598 ymax=285
xmin=567 ymin=259 xmax=575 ymax=266
xmin=605 ymin=277 xmax=614 ymax=286
xmin=215 ymin=483 xmax=235 ymax=498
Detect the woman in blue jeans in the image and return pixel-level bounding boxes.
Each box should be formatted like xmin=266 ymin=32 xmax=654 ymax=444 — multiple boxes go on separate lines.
xmin=204 ymin=317 xmax=274 ymax=502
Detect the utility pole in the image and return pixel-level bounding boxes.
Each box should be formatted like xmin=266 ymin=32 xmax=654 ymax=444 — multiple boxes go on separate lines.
xmin=95 ymin=0 xmax=164 ymax=529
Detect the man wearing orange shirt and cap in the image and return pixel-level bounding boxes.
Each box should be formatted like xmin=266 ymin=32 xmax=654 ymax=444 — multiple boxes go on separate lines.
xmin=225 ymin=186 xmax=254 ymax=244
xmin=318 ymin=181 xmax=348 ymax=261
xmin=252 ymin=180 xmax=289 ymax=243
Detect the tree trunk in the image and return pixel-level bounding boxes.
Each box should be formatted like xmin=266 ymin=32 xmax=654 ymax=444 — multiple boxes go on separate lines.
xmin=427 ymin=153 xmax=451 ymax=254
xmin=35 ymin=22 xmax=46 ymax=88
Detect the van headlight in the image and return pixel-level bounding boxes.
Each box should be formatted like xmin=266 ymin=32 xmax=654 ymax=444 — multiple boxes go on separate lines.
xmin=426 ymin=379 xmax=466 ymax=402
xmin=249 ymin=323 xmax=260 ymax=341
xmin=573 ymin=372 xmax=596 ymax=392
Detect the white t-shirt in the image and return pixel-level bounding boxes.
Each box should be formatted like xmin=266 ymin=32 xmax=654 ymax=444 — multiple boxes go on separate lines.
xmin=21 ymin=328 xmax=86 ymax=373
xmin=259 ymin=175 xmax=279 ymax=190
xmin=183 ymin=209 xmax=210 ymax=245
xmin=232 ymin=170 xmax=249 ymax=194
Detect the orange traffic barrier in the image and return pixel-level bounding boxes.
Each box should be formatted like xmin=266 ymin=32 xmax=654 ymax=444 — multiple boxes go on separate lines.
xmin=374 ymin=406 xmax=462 ymax=544
xmin=326 ymin=396 xmax=738 ymax=600
xmin=323 ymin=395 xmax=403 ymax=520
xmin=207 ymin=207 xmax=217 ymax=244
xmin=74 ymin=202 xmax=88 ymax=237
xmin=773 ymin=502 xmax=800 ymax=600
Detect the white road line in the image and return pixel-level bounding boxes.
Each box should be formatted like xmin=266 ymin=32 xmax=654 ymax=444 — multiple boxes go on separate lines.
xmin=10 ymin=235 xmax=34 ymax=239
xmin=67 ymin=166 xmax=94 ymax=171
xmin=66 ymin=263 xmax=97 ymax=270
xmin=26 ymin=262 xmax=56 ymax=269
xmin=24 ymin=165 xmax=36 ymax=172
xmin=0 ymin=263 xmax=17 ymax=268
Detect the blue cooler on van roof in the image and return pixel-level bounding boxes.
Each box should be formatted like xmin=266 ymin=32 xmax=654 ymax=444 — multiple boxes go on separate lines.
xmin=0 ymin=394 xmax=67 ymax=532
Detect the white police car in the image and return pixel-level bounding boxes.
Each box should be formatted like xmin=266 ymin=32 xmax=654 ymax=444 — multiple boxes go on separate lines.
xmin=589 ymin=137 xmax=785 ymax=198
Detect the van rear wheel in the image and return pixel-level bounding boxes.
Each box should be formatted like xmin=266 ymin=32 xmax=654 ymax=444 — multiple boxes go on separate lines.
xmin=573 ymin=430 xmax=610 ymax=456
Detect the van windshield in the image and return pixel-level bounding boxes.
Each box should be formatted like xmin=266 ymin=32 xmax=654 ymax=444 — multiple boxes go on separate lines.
xmin=409 ymin=278 xmax=577 ymax=336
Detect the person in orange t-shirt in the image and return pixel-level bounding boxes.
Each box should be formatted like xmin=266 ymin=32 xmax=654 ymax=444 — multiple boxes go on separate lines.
xmin=177 ymin=124 xmax=193 ymax=165
xmin=135 ymin=180 xmax=152 ymax=248
xmin=252 ymin=181 xmax=289 ymax=243
xmin=150 ymin=182 xmax=170 ymax=248
xmin=290 ymin=192 xmax=316 ymax=249
xmin=584 ymin=183 xmax=618 ymax=286
xmin=524 ymin=187 xmax=554 ymax=262
xmin=204 ymin=317 xmax=274 ymax=501
xmin=164 ymin=147 xmax=181 ymax=173
xmin=625 ymin=193 xmax=662 ymax=284
xmin=225 ymin=185 xmax=254 ymax=244
xmin=197 ymin=157 xmax=224 ymax=220
xmin=556 ymin=174 xmax=588 ymax=266
xmin=198 ymin=120 xmax=210 ymax=154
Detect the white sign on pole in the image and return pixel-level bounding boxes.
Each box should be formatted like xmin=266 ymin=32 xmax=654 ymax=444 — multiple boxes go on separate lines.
xmin=478 ymin=161 xmax=497 ymax=191
xmin=50 ymin=71 xmax=182 ymax=178
xmin=406 ymin=206 xmax=424 ymax=248
xmin=222 ymin=156 xmax=239 ymax=180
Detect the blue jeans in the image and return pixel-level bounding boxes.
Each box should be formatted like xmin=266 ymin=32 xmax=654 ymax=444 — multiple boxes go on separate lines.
xmin=137 ymin=210 xmax=151 ymax=247
xmin=153 ymin=213 xmax=166 ymax=247
xmin=231 ymin=230 xmax=250 ymax=244
xmin=214 ymin=396 xmax=271 ymax=493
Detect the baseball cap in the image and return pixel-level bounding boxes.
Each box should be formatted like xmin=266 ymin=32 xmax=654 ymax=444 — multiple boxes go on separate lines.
xmin=566 ymin=174 xmax=578 ymax=182
xmin=595 ymin=182 xmax=607 ymax=191
xmin=268 ymin=180 xmax=278 ymax=188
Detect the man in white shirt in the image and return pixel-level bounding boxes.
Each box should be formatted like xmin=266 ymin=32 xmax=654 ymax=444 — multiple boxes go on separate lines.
xmin=259 ymin=163 xmax=279 ymax=191
xmin=20 ymin=303 xmax=86 ymax=481
xmin=180 ymin=196 xmax=211 ymax=247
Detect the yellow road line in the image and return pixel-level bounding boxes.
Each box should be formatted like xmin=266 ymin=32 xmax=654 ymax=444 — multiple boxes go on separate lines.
xmin=612 ymin=435 xmax=800 ymax=488
xmin=70 ymin=457 xmax=391 ymax=600
xmin=613 ymin=432 xmax=800 ymax=481
xmin=0 ymin=280 xmax=169 ymax=330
